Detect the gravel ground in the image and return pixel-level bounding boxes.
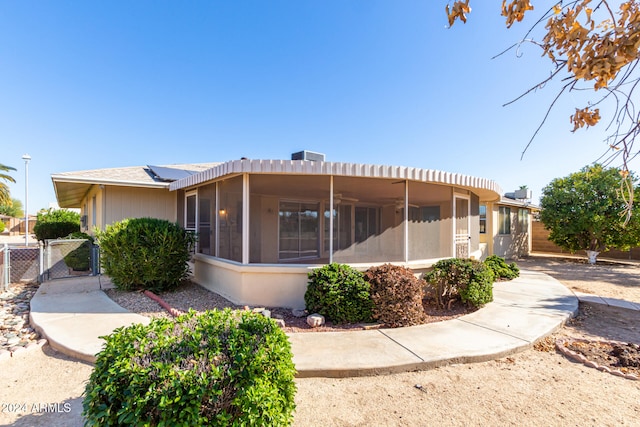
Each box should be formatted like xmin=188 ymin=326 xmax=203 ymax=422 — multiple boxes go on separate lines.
xmin=1 ymin=255 xmax=639 ymax=426
xmin=105 ymin=280 xmax=474 ymax=332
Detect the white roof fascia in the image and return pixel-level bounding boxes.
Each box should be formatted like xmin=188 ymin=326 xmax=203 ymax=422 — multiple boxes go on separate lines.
xmin=51 ymin=175 xmax=170 ymax=189
xmin=169 ymin=159 xmax=503 ymax=198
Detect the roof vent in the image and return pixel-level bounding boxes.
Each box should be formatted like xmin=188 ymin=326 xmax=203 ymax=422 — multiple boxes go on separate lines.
xmin=291 ymin=150 xmax=325 ymax=162
xmin=505 ymin=189 xmax=532 ymax=200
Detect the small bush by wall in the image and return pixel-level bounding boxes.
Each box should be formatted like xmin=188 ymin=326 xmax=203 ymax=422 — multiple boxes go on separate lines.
xmin=62 ymin=232 xmax=95 ymax=271
xmin=83 ymin=309 xmax=297 ymax=426
xmin=364 ymin=264 xmax=426 ymax=327
xmin=96 ymin=217 xmax=196 ymax=292
xmin=484 ymin=255 xmax=520 ymax=280
xmin=425 ymin=258 xmax=495 ymax=308
xmin=304 ymin=263 xmax=374 ymax=324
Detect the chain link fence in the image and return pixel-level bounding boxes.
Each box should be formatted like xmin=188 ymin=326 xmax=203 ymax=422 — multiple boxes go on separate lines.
xmin=5 ymin=245 xmax=41 ymax=285
xmin=1 ymin=240 xmax=100 ymax=287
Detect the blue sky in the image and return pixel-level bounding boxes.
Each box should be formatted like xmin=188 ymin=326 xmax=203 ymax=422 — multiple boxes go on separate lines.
xmin=2 ymin=1 xmax=635 ymax=213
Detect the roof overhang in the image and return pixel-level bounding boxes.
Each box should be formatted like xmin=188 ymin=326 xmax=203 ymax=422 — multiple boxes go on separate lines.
xmin=497 ymin=197 xmax=540 ymax=210
xmin=170 ymin=159 xmax=503 ymax=202
xmin=51 ymin=175 xmax=169 ymax=208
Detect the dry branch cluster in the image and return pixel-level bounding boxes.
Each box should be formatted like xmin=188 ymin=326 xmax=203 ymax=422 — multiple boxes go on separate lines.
xmin=446 ymin=1 xmax=640 ymax=217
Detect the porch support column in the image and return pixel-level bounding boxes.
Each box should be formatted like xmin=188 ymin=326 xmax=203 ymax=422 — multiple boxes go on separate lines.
xmin=215 ymin=182 xmax=220 ymax=258
xmin=242 ymin=173 xmax=250 ymax=264
xmin=404 ymin=179 xmax=409 ymax=263
xmin=329 ymin=175 xmax=334 ymax=264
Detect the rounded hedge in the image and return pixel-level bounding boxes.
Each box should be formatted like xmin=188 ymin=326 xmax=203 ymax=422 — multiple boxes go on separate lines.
xmin=83 ymin=309 xmax=297 ymax=426
xmin=425 ymin=258 xmax=495 ymax=308
xmin=364 ymin=264 xmax=426 ymax=327
xmin=304 ymin=263 xmax=374 ymax=324
xmin=484 ymin=255 xmax=520 ymax=280
xmin=61 ymin=232 xmax=95 ymax=272
xmin=96 ymin=217 xmax=196 ymax=292
xmin=33 ymin=208 xmax=80 ymax=242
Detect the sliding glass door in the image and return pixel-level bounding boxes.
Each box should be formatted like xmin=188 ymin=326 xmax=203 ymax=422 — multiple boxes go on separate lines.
xmin=279 ymin=201 xmax=319 ymax=260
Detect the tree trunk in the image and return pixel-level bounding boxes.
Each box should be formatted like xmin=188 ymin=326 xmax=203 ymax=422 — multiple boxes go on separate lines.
xmin=586 ymin=250 xmax=599 ymax=265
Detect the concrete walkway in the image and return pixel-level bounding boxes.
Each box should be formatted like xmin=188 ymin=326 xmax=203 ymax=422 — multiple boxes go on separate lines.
xmin=30 ymin=270 xmax=581 ymax=376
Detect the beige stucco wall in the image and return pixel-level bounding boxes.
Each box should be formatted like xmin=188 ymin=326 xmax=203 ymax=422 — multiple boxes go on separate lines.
xmin=105 ymin=186 xmax=177 ymax=227
xmin=489 ymin=203 xmax=531 ymax=259
xmin=80 ymin=185 xmax=177 ymax=233
xmin=193 ymin=254 xmax=312 ymax=309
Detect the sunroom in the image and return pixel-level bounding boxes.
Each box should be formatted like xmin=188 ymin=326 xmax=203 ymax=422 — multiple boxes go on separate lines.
xmin=170 ymin=158 xmax=502 ymax=309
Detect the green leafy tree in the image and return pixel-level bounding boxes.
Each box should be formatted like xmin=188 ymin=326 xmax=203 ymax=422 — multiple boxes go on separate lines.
xmin=0 ymin=198 xmax=24 ymax=218
xmin=0 ymin=163 xmax=17 ymax=206
xmin=539 ymin=164 xmax=640 ymax=264
xmin=33 ymin=208 xmax=81 ymax=242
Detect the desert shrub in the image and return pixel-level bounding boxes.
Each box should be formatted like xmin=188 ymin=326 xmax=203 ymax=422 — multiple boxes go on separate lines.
xmin=33 ymin=208 xmax=80 ymax=242
xmin=304 ymin=263 xmax=373 ymax=324
xmin=62 ymin=232 xmax=95 ymax=271
xmin=364 ymin=264 xmax=426 ymax=327
xmin=83 ymin=309 xmax=297 ymax=426
xmin=96 ymin=217 xmax=196 ymax=292
xmin=484 ymin=255 xmax=520 ymax=280
xmin=425 ymin=258 xmax=495 ymax=308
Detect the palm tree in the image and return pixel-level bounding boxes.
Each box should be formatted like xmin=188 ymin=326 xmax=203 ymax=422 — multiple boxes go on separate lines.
xmin=0 ymin=163 xmax=17 ymax=206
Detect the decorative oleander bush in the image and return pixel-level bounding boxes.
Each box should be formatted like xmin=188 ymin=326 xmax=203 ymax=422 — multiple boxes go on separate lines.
xmin=304 ymin=263 xmax=374 ymax=324
xmin=62 ymin=232 xmax=95 ymax=271
xmin=364 ymin=264 xmax=426 ymax=327
xmin=33 ymin=208 xmax=80 ymax=242
xmin=96 ymin=217 xmax=196 ymax=292
xmin=484 ymin=255 xmax=520 ymax=280
xmin=82 ymin=309 xmax=297 ymax=427
xmin=425 ymin=258 xmax=495 ymax=308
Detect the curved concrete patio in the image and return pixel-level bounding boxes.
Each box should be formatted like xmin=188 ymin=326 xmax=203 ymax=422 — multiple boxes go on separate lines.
xmin=29 ymin=269 xmax=578 ymax=377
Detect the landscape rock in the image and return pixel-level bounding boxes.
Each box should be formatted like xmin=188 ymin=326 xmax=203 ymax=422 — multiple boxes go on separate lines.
xmin=0 ymin=282 xmax=41 ymax=354
xmin=306 ymin=313 xmax=325 ymax=328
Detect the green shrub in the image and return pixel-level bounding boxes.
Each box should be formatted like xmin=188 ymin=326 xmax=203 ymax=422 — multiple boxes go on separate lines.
xmin=305 ymin=263 xmax=373 ymax=324
xmin=33 ymin=208 xmax=80 ymax=242
xmin=364 ymin=264 xmax=426 ymax=327
xmin=425 ymin=258 xmax=495 ymax=308
xmin=484 ymin=255 xmax=520 ymax=280
xmin=0 ymin=221 xmax=4 ymax=233
xmin=62 ymin=232 xmax=95 ymax=271
xmin=96 ymin=217 xmax=196 ymax=292
xmin=83 ymin=309 xmax=297 ymax=426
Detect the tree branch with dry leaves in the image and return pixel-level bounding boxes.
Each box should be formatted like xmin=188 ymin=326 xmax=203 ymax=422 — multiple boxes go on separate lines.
xmin=447 ymin=0 xmax=640 ymax=221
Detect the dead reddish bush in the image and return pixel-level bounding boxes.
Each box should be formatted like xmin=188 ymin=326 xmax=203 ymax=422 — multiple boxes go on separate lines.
xmin=364 ymin=264 xmax=426 ymax=327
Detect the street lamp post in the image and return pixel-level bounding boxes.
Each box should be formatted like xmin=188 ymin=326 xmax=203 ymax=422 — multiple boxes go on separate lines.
xmin=22 ymin=154 xmax=31 ymax=247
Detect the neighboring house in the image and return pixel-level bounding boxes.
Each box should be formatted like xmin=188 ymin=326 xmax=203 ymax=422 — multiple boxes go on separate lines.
xmin=51 ymin=153 xmax=535 ymax=309
xmin=479 ymin=189 xmax=538 ymax=260
xmin=51 ymin=163 xmax=218 ymax=232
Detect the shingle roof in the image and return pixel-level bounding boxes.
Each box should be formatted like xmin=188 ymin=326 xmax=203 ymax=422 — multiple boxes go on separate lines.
xmin=52 ymin=163 xmax=220 ymax=208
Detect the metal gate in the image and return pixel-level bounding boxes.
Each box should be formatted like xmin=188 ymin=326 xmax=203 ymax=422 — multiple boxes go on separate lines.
xmin=43 ymin=239 xmax=99 ymax=280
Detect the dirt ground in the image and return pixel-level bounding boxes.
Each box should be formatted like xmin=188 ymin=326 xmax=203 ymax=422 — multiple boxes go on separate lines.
xmin=1 ymin=255 xmax=639 ymax=426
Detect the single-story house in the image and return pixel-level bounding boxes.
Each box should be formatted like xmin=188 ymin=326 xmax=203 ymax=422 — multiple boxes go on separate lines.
xmin=51 ymin=153 xmax=535 ymax=309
